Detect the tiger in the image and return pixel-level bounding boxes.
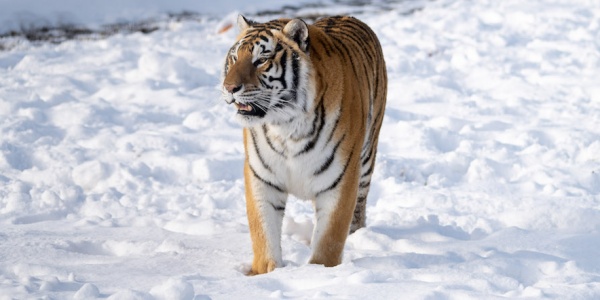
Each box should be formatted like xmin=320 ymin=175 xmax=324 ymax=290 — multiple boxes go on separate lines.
xmin=221 ymin=14 xmax=387 ymax=275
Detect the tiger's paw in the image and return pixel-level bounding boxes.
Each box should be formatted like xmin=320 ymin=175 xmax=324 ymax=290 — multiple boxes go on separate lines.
xmin=308 ymin=254 xmax=342 ymax=268
xmin=247 ymin=257 xmax=278 ymax=275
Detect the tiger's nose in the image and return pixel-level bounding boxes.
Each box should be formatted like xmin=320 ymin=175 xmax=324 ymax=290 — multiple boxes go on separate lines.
xmin=224 ymin=84 xmax=242 ymax=94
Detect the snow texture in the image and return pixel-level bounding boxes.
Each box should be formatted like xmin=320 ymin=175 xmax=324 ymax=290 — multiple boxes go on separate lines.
xmin=1 ymin=0 xmax=600 ymax=299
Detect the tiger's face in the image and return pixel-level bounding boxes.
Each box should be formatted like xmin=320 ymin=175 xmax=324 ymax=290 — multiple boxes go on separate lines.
xmin=222 ymin=16 xmax=312 ymax=127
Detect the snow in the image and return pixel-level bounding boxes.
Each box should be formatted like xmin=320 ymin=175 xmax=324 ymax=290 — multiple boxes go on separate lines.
xmin=1 ymin=0 xmax=600 ymax=299
xmin=0 ymin=0 xmax=318 ymax=34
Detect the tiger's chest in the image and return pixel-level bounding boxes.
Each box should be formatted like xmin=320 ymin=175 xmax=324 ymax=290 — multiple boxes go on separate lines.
xmin=245 ymin=122 xmax=344 ymax=200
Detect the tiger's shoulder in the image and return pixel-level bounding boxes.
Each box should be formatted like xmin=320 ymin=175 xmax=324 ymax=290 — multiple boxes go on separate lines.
xmin=306 ymin=16 xmax=385 ymax=74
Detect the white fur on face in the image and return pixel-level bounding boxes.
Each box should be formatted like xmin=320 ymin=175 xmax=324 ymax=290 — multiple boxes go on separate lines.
xmin=222 ymin=34 xmax=315 ymax=129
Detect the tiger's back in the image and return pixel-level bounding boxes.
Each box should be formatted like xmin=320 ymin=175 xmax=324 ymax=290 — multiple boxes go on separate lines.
xmin=221 ymin=15 xmax=387 ymax=274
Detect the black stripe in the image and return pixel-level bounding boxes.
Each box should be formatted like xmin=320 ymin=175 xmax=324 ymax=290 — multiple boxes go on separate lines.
xmin=268 ymin=50 xmax=288 ymax=89
xmin=262 ymin=125 xmax=285 ymax=157
xmin=311 ymin=44 xmax=322 ymax=61
xmin=359 ymin=181 xmax=370 ymax=189
xmin=316 ymin=146 xmax=356 ymax=197
xmin=292 ymin=97 xmax=321 ymax=141
xmin=361 ymin=161 xmax=375 ymax=178
xmin=273 ymin=98 xmax=286 ymax=110
xmin=291 ymin=51 xmax=300 ymax=105
xmin=367 ymin=107 xmax=384 ymax=144
xmin=295 ymin=100 xmax=325 ymax=156
xmin=361 ymin=146 xmax=373 ymax=166
xmin=315 ymin=37 xmax=333 ymax=57
xmin=343 ymin=22 xmax=377 ymax=52
xmin=271 ymin=203 xmax=285 ymax=211
xmin=339 ymin=25 xmax=372 ymax=56
xmin=249 ymin=163 xmax=285 ymax=193
xmin=250 ymin=129 xmax=272 ymax=173
xmin=357 ymin=195 xmax=367 ymax=204
xmin=259 ymin=77 xmax=273 ymax=89
xmin=307 ymin=102 xmax=320 ymax=135
xmin=324 ymin=106 xmax=341 ymax=145
xmin=291 ymin=51 xmax=300 ymax=90
xmin=314 ymin=134 xmax=345 ymax=176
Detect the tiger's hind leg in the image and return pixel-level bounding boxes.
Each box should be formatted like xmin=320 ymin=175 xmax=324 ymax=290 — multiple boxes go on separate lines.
xmin=350 ymin=155 xmax=375 ymax=234
xmin=350 ymin=195 xmax=367 ymax=234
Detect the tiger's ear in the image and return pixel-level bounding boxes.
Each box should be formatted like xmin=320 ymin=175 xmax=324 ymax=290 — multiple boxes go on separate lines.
xmin=283 ymin=19 xmax=310 ymax=53
xmin=237 ymin=15 xmax=253 ymax=31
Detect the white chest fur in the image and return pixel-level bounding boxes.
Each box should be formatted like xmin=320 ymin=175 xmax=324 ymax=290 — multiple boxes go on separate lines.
xmin=246 ymin=112 xmax=344 ymax=200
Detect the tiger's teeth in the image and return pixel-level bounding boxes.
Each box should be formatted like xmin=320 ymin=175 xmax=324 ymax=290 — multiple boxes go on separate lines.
xmin=234 ymin=102 xmax=253 ymax=111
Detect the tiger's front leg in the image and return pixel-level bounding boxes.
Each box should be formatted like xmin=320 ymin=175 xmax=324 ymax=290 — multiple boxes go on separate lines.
xmin=308 ymin=167 xmax=360 ymax=267
xmin=244 ymin=160 xmax=287 ymax=275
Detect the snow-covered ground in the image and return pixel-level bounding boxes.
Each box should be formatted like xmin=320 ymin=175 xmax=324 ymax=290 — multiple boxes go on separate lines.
xmin=1 ymin=0 xmax=600 ymax=298
xmin=0 ymin=0 xmax=323 ymax=34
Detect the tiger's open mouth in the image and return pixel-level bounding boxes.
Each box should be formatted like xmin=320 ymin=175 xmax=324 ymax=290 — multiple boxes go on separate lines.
xmin=234 ymin=102 xmax=253 ymax=113
xmin=232 ymin=101 xmax=265 ymax=117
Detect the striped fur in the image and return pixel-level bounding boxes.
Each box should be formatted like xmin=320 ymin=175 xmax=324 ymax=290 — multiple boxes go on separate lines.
xmin=221 ymin=15 xmax=387 ymax=275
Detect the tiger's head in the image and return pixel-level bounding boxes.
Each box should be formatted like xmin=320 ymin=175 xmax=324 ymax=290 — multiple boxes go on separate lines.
xmin=222 ymin=15 xmax=314 ymax=127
